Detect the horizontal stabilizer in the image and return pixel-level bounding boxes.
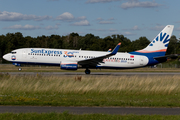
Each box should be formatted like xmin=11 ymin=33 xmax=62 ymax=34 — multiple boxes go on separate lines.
xmin=154 ymin=54 xmax=179 ymax=60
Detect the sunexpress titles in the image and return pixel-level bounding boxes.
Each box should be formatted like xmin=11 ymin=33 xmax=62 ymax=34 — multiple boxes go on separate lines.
xmin=31 ymin=49 xmax=62 ymax=55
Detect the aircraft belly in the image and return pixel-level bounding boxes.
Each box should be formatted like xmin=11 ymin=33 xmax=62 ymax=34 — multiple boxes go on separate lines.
xmin=99 ymin=62 xmax=138 ymax=68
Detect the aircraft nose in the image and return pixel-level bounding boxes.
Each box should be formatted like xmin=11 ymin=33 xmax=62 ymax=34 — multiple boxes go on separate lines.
xmin=3 ymin=54 xmax=10 ymax=61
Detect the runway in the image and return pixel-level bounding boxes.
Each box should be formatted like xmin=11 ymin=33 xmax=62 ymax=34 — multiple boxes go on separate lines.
xmin=1 ymin=72 xmax=180 ymax=76
xmin=0 ymin=106 xmax=180 ymax=115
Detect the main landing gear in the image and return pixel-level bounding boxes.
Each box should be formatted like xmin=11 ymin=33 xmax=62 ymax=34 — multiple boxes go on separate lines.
xmin=85 ymin=68 xmax=91 ymax=74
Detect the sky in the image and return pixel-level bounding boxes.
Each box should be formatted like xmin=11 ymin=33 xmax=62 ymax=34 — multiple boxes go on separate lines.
xmin=0 ymin=0 xmax=180 ymax=41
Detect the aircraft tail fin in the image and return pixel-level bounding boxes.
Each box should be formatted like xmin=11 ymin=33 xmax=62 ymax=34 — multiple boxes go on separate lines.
xmin=131 ymin=25 xmax=174 ymax=56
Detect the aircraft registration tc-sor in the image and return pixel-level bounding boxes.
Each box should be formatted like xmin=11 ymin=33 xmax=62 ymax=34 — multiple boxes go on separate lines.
xmin=3 ymin=25 xmax=175 ymax=74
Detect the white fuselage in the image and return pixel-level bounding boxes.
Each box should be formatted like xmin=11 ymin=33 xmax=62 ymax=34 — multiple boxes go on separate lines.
xmin=3 ymin=48 xmax=149 ymax=69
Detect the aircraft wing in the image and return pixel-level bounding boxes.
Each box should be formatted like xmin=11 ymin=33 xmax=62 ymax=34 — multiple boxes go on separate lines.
xmin=78 ymin=43 xmax=121 ymax=66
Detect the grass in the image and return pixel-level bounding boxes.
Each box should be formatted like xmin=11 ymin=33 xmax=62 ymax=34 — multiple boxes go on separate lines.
xmin=0 ymin=112 xmax=180 ymax=120
xmin=0 ymin=74 xmax=180 ymax=107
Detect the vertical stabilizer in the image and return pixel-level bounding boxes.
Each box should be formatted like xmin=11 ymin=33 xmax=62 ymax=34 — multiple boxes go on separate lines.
xmin=135 ymin=25 xmax=174 ymax=56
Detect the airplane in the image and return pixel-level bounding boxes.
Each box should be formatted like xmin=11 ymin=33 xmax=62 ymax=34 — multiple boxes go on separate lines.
xmin=3 ymin=25 xmax=174 ymax=74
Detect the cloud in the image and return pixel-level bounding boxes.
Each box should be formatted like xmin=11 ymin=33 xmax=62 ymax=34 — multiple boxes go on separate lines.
xmin=108 ymin=17 xmax=115 ymax=20
xmin=56 ymin=12 xmax=87 ymax=23
xmin=109 ymin=28 xmax=117 ymax=31
xmin=121 ymin=0 xmax=161 ymax=9
xmin=77 ymin=16 xmax=87 ymax=20
xmin=86 ymin=0 xmax=121 ymax=3
xmin=96 ymin=17 xmax=103 ymax=21
xmin=88 ymin=28 xmax=117 ymax=32
xmin=71 ymin=20 xmax=90 ymax=26
xmin=123 ymin=25 xmax=140 ymax=31
xmin=56 ymin=12 xmax=89 ymax=25
xmin=97 ymin=17 xmax=115 ymax=24
xmin=3 ymin=24 xmax=60 ymax=30
xmin=45 ymin=25 xmax=59 ymax=30
xmin=131 ymin=25 xmax=140 ymax=30
xmin=47 ymin=0 xmax=59 ymax=1
xmin=56 ymin=12 xmax=75 ymax=21
xmin=3 ymin=24 xmax=41 ymax=30
xmin=123 ymin=31 xmax=136 ymax=36
xmin=0 ymin=11 xmax=52 ymax=21
xmin=99 ymin=21 xmax=114 ymax=24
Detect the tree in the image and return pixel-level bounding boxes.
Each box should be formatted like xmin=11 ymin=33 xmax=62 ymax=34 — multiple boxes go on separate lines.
xmin=130 ymin=37 xmax=150 ymax=52
xmin=166 ymin=35 xmax=178 ymax=54
xmin=1 ymin=32 xmax=179 ymax=64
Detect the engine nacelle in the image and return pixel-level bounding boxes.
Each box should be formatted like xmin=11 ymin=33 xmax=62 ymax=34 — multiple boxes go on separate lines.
xmin=60 ymin=61 xmax=78 ymax=70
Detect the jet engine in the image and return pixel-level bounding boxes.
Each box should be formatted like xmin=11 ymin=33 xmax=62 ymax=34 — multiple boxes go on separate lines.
xmin=60 ymin=61 xmax=78 ymax=70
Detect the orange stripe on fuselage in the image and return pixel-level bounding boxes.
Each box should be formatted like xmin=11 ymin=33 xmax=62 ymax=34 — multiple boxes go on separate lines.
xmin=136 ymin=49 xmax=167 ymax=53
xmin=61 ymin=63 xmax=77 ymax=65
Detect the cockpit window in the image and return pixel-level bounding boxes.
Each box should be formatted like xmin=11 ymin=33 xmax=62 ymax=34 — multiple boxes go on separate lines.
xmin=11 ymin=52 xmax=17 ymax=54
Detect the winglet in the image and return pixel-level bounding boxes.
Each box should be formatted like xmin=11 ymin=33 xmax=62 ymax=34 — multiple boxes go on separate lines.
xmin=107 ymin=49 xmax=112 ymax=52
xmin=110 ymin=43 xmax=121 ymax=55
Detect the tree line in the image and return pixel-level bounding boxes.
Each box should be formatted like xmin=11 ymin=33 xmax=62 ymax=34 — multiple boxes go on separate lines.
xmin=0 ymin=32 xmax=179 ymax=63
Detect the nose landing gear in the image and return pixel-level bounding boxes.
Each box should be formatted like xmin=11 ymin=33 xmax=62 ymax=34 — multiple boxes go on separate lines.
xmin=18 ymin=67 xmax=22 ymax=71
xmin=13 ymin=63 xmax=22 ymax=71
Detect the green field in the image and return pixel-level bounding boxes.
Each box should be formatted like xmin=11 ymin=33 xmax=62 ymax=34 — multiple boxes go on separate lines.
xmin=0 ymin=73 xmax=180 ymax=107
xmin=0 ymin=112 xmax=180 ymax=120
xmin=0 ymin=65 xmax=180 ymax=118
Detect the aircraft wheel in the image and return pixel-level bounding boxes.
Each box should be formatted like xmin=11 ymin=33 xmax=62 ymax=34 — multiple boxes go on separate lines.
xmin=18 ymin=68 xmax=22 ymax=71
xmin=85 ymin=69 xmax=91 ymax=74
